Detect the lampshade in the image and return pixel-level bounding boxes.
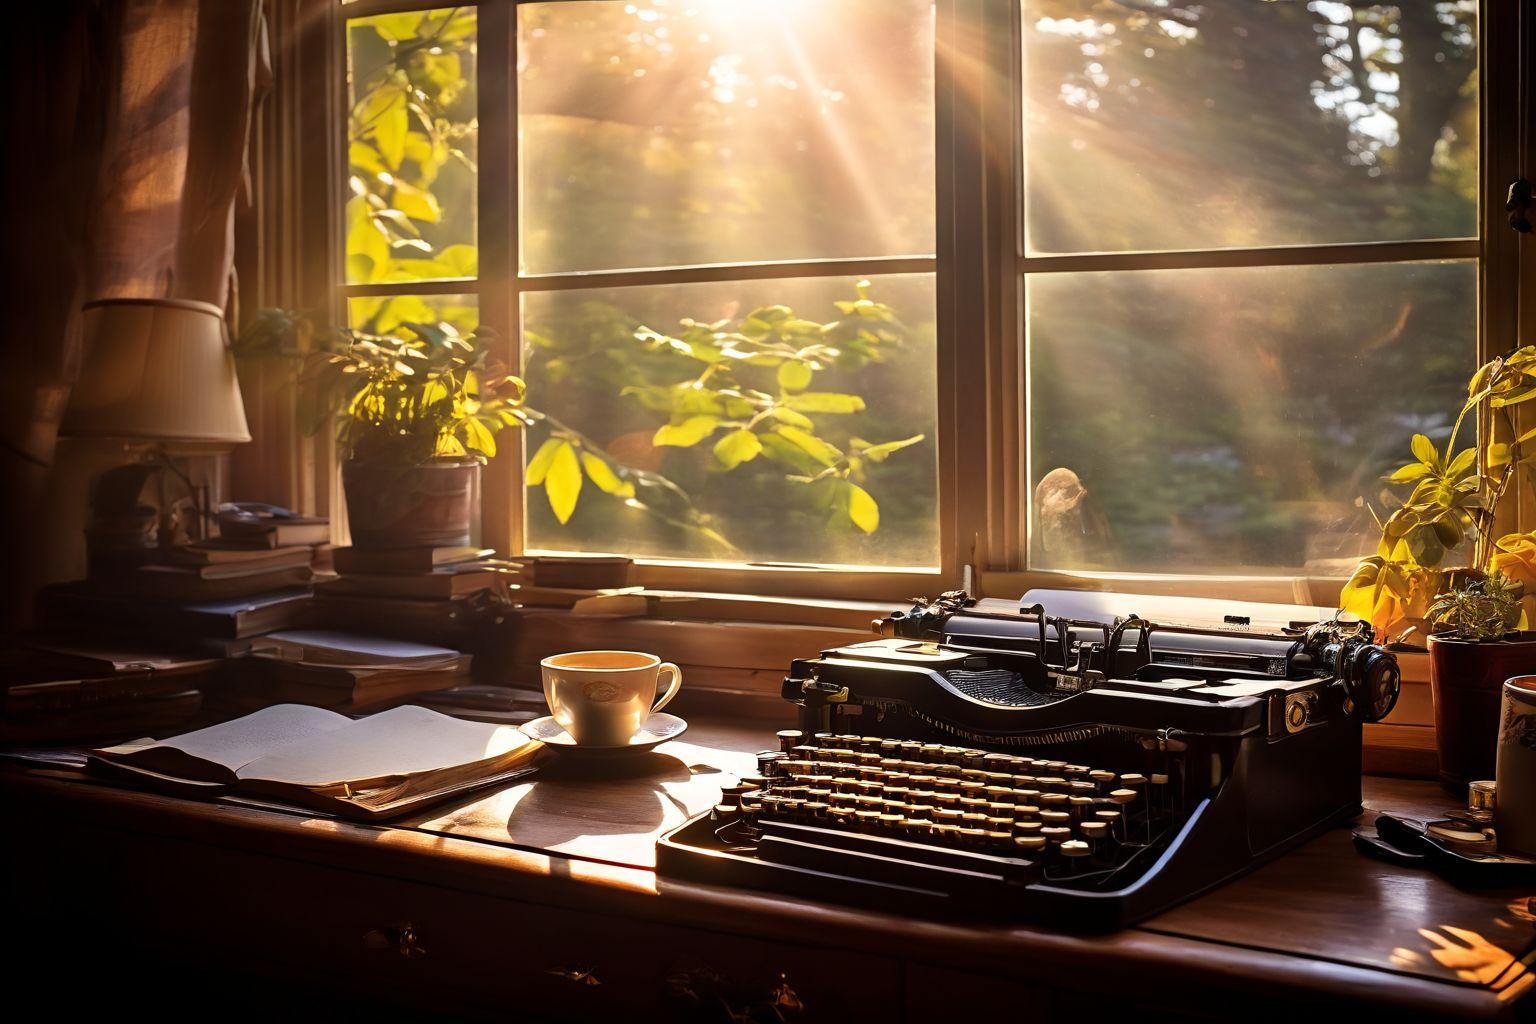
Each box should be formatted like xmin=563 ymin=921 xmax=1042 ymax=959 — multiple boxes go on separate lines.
xmin=62 ymin=298 xmax=251 ymax=445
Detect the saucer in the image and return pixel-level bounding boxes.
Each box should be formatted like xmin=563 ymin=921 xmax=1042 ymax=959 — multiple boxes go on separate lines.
xmin=519 ymin=712 xmax=688 ymax=756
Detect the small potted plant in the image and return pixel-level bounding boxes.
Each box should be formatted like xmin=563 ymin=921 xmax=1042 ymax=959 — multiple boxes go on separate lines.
xmin=1343 ymin=345 xmax=1536 ymax=789
xmin=244 ymin=313 xmax=527 ymax=549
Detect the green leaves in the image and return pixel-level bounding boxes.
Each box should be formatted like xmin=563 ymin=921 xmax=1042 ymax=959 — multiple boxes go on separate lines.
xmin=713 ymin=429 xmax=763 ymax=470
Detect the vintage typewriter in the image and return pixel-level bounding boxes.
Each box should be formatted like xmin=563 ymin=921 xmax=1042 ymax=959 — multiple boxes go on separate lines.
xmin=657 ymin=589 xmax=1401 ymax=930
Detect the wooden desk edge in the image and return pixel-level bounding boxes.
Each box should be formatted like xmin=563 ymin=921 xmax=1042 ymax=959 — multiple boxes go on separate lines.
xmin=4 ymin=768 xmax=1523 ymax=1020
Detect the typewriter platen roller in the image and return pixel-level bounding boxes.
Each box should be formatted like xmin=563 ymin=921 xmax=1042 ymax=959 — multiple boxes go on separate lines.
xmin=657 ymin=589 xmax=1400 ymax=930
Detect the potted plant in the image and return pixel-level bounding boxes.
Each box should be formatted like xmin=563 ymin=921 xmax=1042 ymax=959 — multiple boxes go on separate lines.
xmin=289 ymin=317 xmax=527 ymax=549
xmin=1342 ymin=345 xmax=1536 ymax=790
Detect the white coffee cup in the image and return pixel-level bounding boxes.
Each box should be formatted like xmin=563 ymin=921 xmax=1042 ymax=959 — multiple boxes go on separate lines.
xmin=539 ymin=650 xmax=683 ymax=747
xmin=1495 ymin=675 xmax=1536 ymax=855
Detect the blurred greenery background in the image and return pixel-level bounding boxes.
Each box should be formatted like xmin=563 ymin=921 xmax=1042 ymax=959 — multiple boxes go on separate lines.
xmin=344 ymin=0 xmax=1479 ymax=575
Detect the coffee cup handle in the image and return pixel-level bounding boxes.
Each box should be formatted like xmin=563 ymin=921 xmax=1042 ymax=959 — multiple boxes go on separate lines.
xmin=652 ymin=662 xmax=682 ymax=714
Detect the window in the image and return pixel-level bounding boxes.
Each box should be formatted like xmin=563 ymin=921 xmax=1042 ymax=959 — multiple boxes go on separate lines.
xmin=335 ymin=0 xmax=1519 ymax=597
xmin=1020 ymin=0 xmax=1483 ymax=577
xmin=344 ymin=0 xmax=941 ymax=575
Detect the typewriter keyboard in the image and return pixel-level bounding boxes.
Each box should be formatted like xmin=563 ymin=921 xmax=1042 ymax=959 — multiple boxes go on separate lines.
xmin=703 ymin=731 xmax=1177 ymax=897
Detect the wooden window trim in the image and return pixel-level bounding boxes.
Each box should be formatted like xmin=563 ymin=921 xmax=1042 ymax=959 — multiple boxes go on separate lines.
xmin=309 ymin=0 xmax=1532 ymax=611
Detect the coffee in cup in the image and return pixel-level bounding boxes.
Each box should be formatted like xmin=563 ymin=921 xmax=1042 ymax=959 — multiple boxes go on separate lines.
xmin=540 ymin=650 xmax=682 ymax=746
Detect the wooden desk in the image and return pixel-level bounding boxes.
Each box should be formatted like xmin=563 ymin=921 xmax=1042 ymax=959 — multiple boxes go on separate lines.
xmin=4 ymin=720 xmax=1532 ymax=1021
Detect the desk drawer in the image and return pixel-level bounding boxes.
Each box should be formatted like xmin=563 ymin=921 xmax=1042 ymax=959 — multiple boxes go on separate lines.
xmin=33 ymin=827 xmax=898 ymax=1022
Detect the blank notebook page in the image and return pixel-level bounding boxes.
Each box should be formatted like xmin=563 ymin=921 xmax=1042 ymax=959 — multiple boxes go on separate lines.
xmin=235 ymin=704 xmax=529 ymax=787
xmin=127 ymin=704 xmax=351 ymax=774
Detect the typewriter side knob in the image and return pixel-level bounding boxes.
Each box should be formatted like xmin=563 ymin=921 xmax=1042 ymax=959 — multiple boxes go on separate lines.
xmin=1350 ymin=643 xmax=1401 ymax=723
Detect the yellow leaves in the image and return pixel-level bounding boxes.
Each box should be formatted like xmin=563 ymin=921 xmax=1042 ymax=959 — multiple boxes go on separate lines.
xmin=581 ymin=452 xmax=634 ymax=498
xmin=1410 ymin=433 xmax=1439 ymax=469
xmin=782 ymin=392 xmax=865 ymax=414
xmin=525 ymin=437 xmax=563 ymax=486
xmin=846 ymin=483 xmax=879 ymax=533
xmin=1490 ymin=533 xmax=1536 ymax=594
xmin=1340 ymin=556 xmax=1437 ymax=647
xmin=653 ymin=415 xmax=718 ymax=448
xmin=391 ymin=180 xmax=442 ymax=223
xmin=1445 ymin=447 xmax=1477 ymax=480
xmin=545 ymin=442 xmax=582 ymax=524
xmin=458 ymin=416 xmax=496 ymax=458
xmin=856 ymin=434 xmax=925 ymax=463
xmin=713 ymin=429 xmax=763 ymax=470
xmin=775 ymin=426 xmax=841 ymax=466
xmin=777 ymin=361 xmax=814 ymax=392
xmin=357 ymin=85 xmax=409 ymax=171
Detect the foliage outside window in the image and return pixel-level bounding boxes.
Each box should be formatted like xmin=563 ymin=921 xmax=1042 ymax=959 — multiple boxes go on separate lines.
xmin=344 ymin=2 xmax=940 ymax=569
xmin=1023 ymin=0 xmax=1479 ymax=577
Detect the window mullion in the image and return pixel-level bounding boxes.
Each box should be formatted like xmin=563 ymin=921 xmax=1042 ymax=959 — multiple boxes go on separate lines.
xmin=479 ymin=0 xmax=520 ymax=556
xmin=1019 ymin=238 xmax=1480 ymax=277
xmin=517 ymin=256 xmax=937 ymax=294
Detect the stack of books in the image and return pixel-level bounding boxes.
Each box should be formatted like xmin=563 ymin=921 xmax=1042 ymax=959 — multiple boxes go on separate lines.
xmin=34 ymin=516 xmax=328 ymax=654
xmin=498 ymin=555 xmax=647 ymax=616
xmin=216 ymin=629 xmax=473 ymax=715
xmin=0 ymin=638 xmax=217 ymax=743
xmin=310 ymin=544 xmax=505 ymax=644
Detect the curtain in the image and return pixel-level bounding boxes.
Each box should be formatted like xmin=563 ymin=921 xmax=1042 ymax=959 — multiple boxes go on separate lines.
xmin=2 ymin=1 xmax=269 ymax=632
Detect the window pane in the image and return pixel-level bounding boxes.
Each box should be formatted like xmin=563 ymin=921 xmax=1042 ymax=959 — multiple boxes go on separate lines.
xmin=1022 ymin=1 xmax=1478 ymax=254
xmin=1027 ymin=260 xmax=1475 ymax=574
xmin=517 ymin=0 xmax=936 ymax=274
xmin=348 ymin=293 xmax=479 ymax=338
xmin=346 ymin=8 xmax=478 ymax=284
xmin=521 ymin=275 xmax=938 ymax=567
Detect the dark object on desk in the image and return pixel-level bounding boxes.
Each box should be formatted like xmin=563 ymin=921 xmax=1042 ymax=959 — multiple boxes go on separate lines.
xmin=0 ymin=639 xmax=218 ymax=743
xmin=216 ymin=502 xmax=330 ymax=548
xmin=36 ymin=583 xmax=312 ymax=639
xmin=1354 ymin=811 xmax=1536 ymax=887
xmin=660 ymin=588 xmax=1400 ymax=930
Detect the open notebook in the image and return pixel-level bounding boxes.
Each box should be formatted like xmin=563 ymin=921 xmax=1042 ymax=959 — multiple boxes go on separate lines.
xmin=90 ymin=704 xmax=545 ymax=821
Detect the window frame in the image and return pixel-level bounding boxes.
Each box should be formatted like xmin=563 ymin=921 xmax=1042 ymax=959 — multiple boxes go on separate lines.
xmin=327 ymin=0 xmax=1531 ymax=606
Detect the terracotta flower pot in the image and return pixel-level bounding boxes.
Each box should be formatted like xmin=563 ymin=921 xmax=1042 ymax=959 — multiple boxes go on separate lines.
xmin=1427 ymin=631 xmax=1536 ymax=793
xmin=342 ymin=458 xmax=479 ymax=550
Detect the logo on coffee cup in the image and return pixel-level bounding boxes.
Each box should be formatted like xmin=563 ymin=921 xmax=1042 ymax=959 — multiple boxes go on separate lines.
xmin=583 ymin=680 xmax=633 ymax=703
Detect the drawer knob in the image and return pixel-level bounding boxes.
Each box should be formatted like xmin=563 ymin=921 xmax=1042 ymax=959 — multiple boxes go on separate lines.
xmin=666 ymin=967 xmax=805 ymax=1018
xmin=546 ymin=964 xmax=601 ymax=986
xmin=363 ymin=922 xmax=426 ymax=959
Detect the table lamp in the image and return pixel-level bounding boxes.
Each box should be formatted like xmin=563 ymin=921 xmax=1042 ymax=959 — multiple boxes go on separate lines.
xmin=61 ymin=298 xmax=251 ymax=566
